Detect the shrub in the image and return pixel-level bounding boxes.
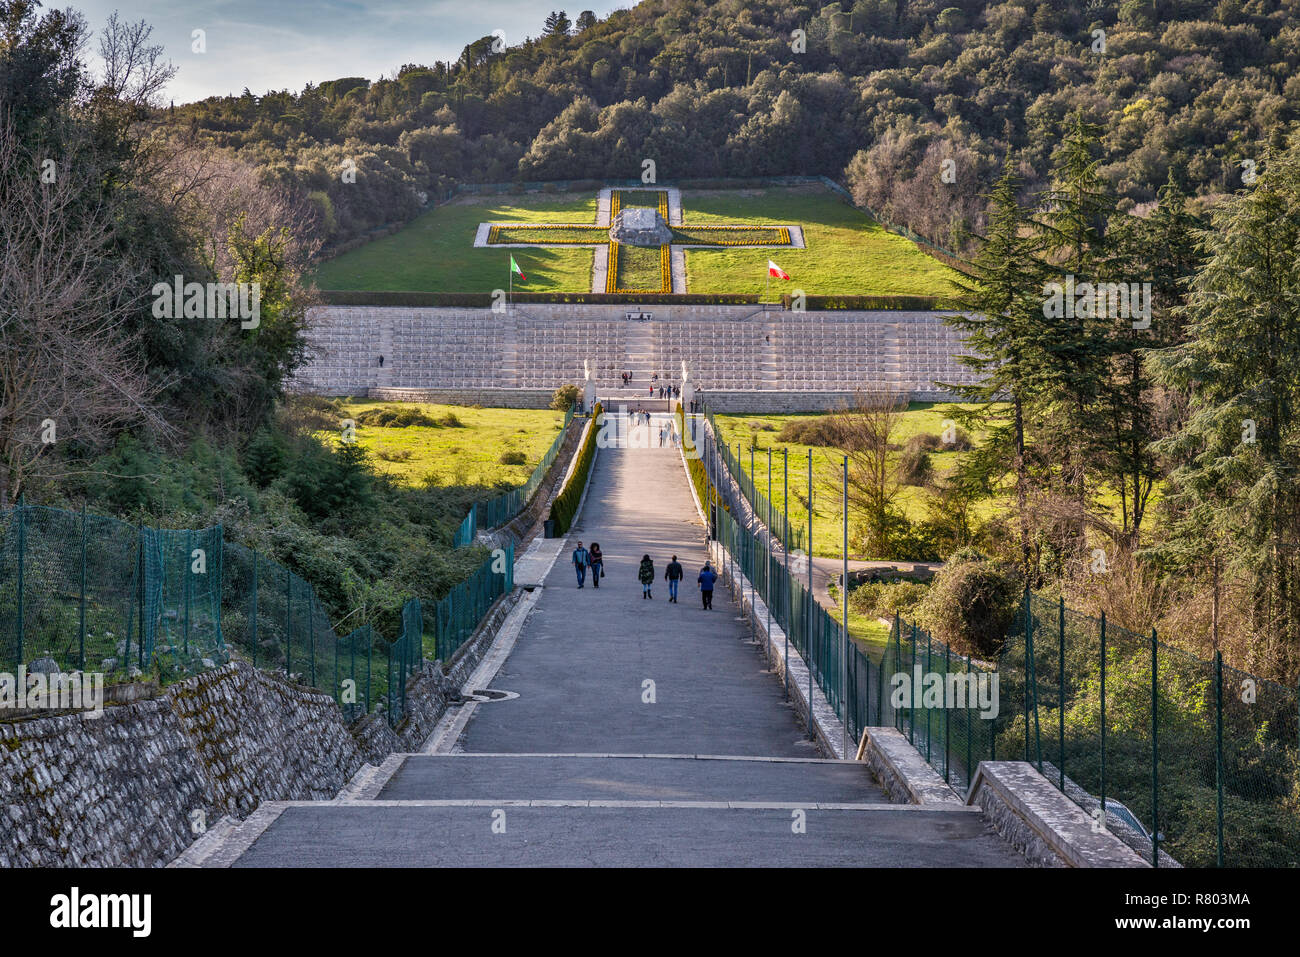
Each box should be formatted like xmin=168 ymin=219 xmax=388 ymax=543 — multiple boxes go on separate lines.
xmin=776 ymin=417 xmax=841 ymax=446
xmin=551 ymin=383 xmax=581 ymax=410
xmin=916 ymin=558 xmax=1021 ymax=658
xmin=850 ymin=580 xmax=929 ymax=621
xmin=499 ymin=450 xmax=527 ymax=465
xmin=899 ymin=445 xmax=932 ymax=486
xmin=438 ymin=411 xmax=464 ymax=427
xmin=549 ymin=404 xmax=600 ymax=534
xmin=244 ymin=427 xmax=287 ymax=487
xmin=354 ymin=406 xmax=440 ymax=428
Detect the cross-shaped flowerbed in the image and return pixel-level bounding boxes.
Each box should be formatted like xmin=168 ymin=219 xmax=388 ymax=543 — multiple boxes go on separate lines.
xmin=478 ymin=187 xmax=802 ymax=293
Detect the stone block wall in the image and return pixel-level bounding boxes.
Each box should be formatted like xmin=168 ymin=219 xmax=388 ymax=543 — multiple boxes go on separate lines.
xmin=0 ymin=587 xmax=522 ymax=867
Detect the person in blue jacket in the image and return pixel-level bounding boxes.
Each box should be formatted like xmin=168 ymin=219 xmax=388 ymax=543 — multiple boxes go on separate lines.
xmin=572 ymin=541 xmax=589 ymax=588
xmin=697 ymin=561 xmax=718 ymax=609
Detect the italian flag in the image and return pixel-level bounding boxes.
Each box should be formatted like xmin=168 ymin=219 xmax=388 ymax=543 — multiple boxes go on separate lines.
xmin=510 ymin=255 xmax=526 ymax=282
xmin=768 ymin=260 xmax=790 ymax=280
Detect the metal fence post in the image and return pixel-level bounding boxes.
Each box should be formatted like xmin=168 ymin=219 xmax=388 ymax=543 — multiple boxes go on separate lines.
xmin=287 ymin=569 xmax=295 ymax=677
xmin=944 ymin=641 xmax=951 ymax=784
xmin=250 ymin=549 xmax=258 ymax=668
xmin=78 ymin=502 xmax=87 ymax=670
xmin=806 ymin=447 xmax=813 ymax=740
xmin=1058 ymin=596 xmax=1065 ymax=790
xmin=909 ymin=621 xmax=917 ymax=745
xmin=1214 ymin=650 xmax=1224 ymax=868
xmin=184 ymin=528 xmax=192 ymax=657
xmin=1100 ymin=611 xmax=1106 ymax=824
xmin=893 ymin=612 xmax=902 ymax=731
xmin=309 ymin=607 xmax=317 ymax=686
xmin=783 ymin=447 xmax=789 ymax=700
xmin=1022 ymin=585 xmax=1030 ymax=762
xmin=1151 ymin=627 xmax=1159 ymax=868
xmin=925 ymin=629 xmax=932 ymax=763
xmin=965 ymin=652 xmax=973 ymax=786
xmin=841 ymin=454 xmax=849 ymax=757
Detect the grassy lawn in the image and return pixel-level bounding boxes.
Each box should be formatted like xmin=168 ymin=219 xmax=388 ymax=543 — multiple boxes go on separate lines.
xmin=313 ymin=184 xmax=961 ymax=296
xmin=828 ymin=581 xmax=892 ymax=662
xmin=613 ymin=243 xmax=669 ymax=291
xmin=327 ymin=401 xmax=565 ymax=488
xmin=313 ymin=194 xmax=598 ymax=293
xmin=488 ymin=225 xmax=607 ymax=244
xmin=680 ymin=187 xmax=960 ymax=299
xmin=670 ymin=225 xmax=789 ymax=245
xmin=714 ymin=403 xmax=995 ymax=559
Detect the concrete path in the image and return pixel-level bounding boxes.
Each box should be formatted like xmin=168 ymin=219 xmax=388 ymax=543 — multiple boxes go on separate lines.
xmin=215 ymin=445 xmax=1023 ymax=867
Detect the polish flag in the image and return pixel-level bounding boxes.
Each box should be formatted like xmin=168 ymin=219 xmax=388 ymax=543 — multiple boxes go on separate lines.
xmin=768 ymin=260 xmax=790 ymax=280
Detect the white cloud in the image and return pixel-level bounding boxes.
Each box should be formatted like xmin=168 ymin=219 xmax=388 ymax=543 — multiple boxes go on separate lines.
xmin=76 ymin=0 xmax=621 ymax=103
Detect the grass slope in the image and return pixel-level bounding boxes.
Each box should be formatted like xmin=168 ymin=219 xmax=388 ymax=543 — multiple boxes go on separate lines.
xmin=681 ymin=187 xmax=959 ymax=299
xmin=313 ymin=185 xmax=961 ymax=296
xmin=329 ymin=401 xmax=565 ymax=488
xmin=314 ymin=194 xmax=597 ymax=293
xmin=714 ymin=403 xmax=992 ymax=559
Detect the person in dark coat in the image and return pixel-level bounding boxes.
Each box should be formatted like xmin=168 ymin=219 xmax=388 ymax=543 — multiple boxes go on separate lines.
xmin=664 ymin=555 xmax=684 ymax=603
xmin=698 ymin=561 xmax=718 ymax=609
xmin=638 ymin=554 xmax=655 ymax=599
xmin=572 ymin=541 xmax=589 ymax=588
xmin=587 ymin=543 xmax=604 ymax=588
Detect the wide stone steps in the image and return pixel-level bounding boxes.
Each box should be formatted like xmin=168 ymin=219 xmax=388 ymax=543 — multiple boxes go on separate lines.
xmin=197 ymin=753 xmax=1019 ymax=868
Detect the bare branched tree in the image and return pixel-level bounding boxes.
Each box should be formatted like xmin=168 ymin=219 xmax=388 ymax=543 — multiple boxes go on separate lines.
xmin=97 ymin=11 xmax=175 ymax=110
xmin=824 ymin=387 xmax=908 ymax=557
xmin=0 ymin=118 xmax=171 ymax=504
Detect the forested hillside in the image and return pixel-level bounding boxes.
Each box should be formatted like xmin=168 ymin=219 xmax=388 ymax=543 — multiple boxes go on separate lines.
xmin=169 ymin=0 xmax=1299 ymax=252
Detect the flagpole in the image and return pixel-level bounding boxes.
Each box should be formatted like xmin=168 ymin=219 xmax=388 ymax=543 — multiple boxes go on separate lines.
xmin=508 ymin=257 xmax=512 ymax=310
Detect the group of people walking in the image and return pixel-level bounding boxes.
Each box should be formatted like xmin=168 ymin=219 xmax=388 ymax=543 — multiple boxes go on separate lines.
xmin=571 ymin=541 xmax=719 ymax=609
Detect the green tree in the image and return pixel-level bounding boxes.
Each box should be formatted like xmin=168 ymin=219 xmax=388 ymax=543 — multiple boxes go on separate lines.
xmin=1033 ymin=114 xmax=1116 ymax=562
xmin=942 ymin=162 xmax=1053 ymax=578
xmin=1146 ymin=134 xmax=1300 ymax=680
xmin=1097 ymin=173 xmax=1203 ymax=545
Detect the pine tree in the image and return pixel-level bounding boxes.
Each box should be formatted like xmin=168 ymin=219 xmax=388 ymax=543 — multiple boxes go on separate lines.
xmin=1032 ymin=114 xmax=1116 ymax=566
xmin=1146 ymin=134 xmax=1300 ymax=679
xmin=942 ymin=161 xmax=1053 ymax=578
xmin=1096 ymin=173 xmax=1203 ymax=545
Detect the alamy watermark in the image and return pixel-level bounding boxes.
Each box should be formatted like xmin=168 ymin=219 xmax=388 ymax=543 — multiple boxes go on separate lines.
xmin=1042 ymin=274 xmax=1151 ymax=329
xmin=890 ymin=665 xmax=999 ymax=719
xmin=0 ymin=667 xmax=104 ymax=718
xmin=151 ymin=276 xmax=261 ymax=328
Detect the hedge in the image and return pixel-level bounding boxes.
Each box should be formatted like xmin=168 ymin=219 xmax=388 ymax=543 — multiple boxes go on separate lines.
xmin=548 ymin=404 xmax=601 ymax=535
xmin=675 ymin=403 xmax=728 ymax=519
xmin=778 ymin=293 xmax=956 ymax=311
xmin=319 ymin=290 xmax=761 ymax=307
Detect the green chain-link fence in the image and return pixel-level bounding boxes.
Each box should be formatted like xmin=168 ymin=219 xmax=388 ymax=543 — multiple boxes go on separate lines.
xmin=1 ymin=500 xmax=514 ymax=729
xmin=430 ymin=543 xmax=513 ymax=662
xmin=700 ymin=414 xmax=1300 ymax=868
xmin=988 ymin=592 xmax=1300 ymax=868
xmin=454 ymin=405 xmax=575 ymax=547
xmin=705 ymin=408 xmax=806 ymax=553
xmin=0 ymin=500 xmax=224 ymax=680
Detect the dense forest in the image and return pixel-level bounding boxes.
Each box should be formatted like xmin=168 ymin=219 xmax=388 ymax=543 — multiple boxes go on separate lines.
xmin=168 ymin=0 xmax=1299 ymax=252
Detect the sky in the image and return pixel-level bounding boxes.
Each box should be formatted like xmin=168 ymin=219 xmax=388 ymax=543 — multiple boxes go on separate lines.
xmin=73 ymin=0 xmax=626 ymax=104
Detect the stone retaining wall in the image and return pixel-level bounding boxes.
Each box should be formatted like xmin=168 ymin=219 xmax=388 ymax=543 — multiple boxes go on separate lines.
xmin=0 ymin=588 xmax=519 ymax=868
xmin=368 ymin=387 xmax=555 ymax=408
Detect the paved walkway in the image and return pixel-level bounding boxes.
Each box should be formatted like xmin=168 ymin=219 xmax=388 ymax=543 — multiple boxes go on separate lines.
xmin=212 ymin=445 xmax=1023 ymax=867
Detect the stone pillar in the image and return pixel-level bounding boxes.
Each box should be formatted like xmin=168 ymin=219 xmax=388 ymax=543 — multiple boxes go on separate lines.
xmin=583 ymin=359 xmax=597 ymax=412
